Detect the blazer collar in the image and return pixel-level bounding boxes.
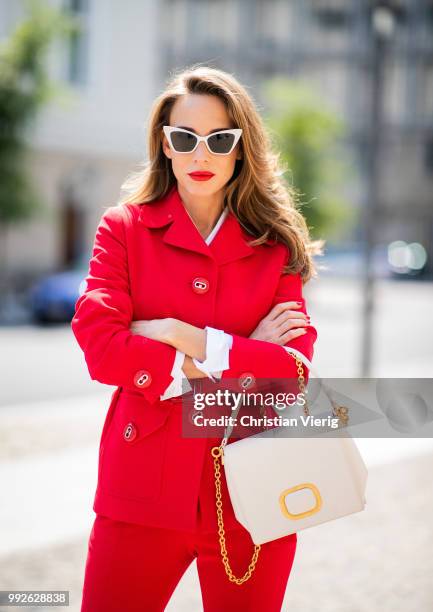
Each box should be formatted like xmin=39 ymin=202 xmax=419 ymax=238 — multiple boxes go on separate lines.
xmin=138 ymin=184 xmax=256 ymax=265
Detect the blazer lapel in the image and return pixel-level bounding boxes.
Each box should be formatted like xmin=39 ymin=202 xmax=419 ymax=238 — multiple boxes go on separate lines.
xmin=138 ymin=184 xmax=256 ymax=266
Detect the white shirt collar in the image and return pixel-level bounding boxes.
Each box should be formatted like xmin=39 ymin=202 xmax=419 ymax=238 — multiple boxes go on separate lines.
xmin=205 ymin=207 xmax=229 ymax=245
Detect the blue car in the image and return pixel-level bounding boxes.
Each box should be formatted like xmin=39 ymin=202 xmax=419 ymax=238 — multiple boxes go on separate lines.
xmin=29 ymin=254 xmax=90 ymax=323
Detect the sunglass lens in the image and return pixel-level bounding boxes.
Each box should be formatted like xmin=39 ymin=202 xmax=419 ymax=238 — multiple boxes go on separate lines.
xmin=170 ymin=130 xmax=197 ymax=152
xmin=208 ymin=132 xmax=235 ymax=154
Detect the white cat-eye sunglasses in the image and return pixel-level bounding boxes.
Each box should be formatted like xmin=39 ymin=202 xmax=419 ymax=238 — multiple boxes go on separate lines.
xmin=163 ymin=125 xmax=242 ymax=156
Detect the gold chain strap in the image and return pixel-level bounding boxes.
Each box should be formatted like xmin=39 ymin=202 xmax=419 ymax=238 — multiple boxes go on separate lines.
xmin=295 ymin=355 xmax=309 ymax=417
xmin=296 ymin=355 xmax=349 ymax=424
xmin=211 ymin=445 xmax=261 ymax=585
xmin=211 ymin=355 xmax=348 ymax=585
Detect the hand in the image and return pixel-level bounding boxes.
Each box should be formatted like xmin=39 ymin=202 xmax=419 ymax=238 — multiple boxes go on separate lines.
xmin=249 ymin=301 xmax=309 ymax=345
xmin=181 ymin=355 xmax=209 ymax=380
xmin=129 ymin=318 xmax=176 ymax=344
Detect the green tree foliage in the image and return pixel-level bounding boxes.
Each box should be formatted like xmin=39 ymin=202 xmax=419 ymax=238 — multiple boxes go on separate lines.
xmin=0 ymin=0 xmax=78 ymax=226
xmin=262 ymin=77 xmax=357 ymax=242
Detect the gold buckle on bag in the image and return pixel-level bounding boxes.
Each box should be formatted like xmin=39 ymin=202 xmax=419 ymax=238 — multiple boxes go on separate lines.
xmin=279 ymin=483 xmax=323 ymax=519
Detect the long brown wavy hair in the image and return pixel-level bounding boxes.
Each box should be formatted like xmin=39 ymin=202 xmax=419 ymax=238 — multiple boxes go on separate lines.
xmin=119 ymin=64 xmax=324 ymax=283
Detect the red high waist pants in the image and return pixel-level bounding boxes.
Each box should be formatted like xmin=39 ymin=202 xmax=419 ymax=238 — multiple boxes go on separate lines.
xmin=80 ymin=438 xmax=298 ymax=612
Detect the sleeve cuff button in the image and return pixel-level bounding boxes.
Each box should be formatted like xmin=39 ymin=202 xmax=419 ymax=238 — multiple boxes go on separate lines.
xmin=238 ymin=372 xmax=256 ymax=390
xmin=134 ymin=370 xmax=152 ymax=388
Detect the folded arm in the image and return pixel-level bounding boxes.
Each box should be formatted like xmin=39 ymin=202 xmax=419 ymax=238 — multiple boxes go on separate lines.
xmin=220 ymin=271 xmax=317 ymax=385
xmin=71 ymin=206 xmax=179 ymax=404
xmin=158 ymin=263 xmax=317 ymax=394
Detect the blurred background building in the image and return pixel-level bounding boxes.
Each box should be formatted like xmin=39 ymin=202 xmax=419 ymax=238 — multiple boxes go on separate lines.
xmin=1 ymin=0 xmax=161 ymax=277
xmin=161 ymin=0 xmax=433 ymax=262
xmin=0 ymin=0 xmax=432 ymax=280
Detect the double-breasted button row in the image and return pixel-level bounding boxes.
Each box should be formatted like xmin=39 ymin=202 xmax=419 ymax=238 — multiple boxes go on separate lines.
xmin=133 ymin=369 xmax=152 ymax=388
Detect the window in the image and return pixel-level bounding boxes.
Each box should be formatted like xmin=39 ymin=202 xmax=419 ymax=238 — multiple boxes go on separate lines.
xmin=63 ymin=0 xmax=90 ymax=86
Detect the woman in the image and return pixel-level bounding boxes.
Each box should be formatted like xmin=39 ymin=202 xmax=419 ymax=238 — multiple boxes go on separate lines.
xmin=72 ymin=65 xmax=321 ymax=611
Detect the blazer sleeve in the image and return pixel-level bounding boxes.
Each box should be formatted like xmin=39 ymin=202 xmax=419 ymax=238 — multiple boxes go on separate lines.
xmin=71 ymin=205 xmax=177 ymax=404
xmin=220 ymin=257 xmax=318 ymax=387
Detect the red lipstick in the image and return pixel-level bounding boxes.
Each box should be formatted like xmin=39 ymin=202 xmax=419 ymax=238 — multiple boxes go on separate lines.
xmin=188 ymin=171 xmax=215 ymax=181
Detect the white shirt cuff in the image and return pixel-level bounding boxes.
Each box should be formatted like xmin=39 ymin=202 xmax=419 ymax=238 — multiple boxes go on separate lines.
xmin=192 ymin=326 xmax=233 ymax=382
xmin=160 ymin=350 xmax=192 ymax=400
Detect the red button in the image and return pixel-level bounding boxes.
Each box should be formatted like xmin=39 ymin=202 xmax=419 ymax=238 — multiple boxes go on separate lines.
xmin=123 ymin=422 xmax=137 ymax=442
xmin=187 ymin=408 xmax=197 ymax=427
xmin=134 ymin=370 xmax=152 ymax=388
xmin=239 ymin=372 xmax=256 ymax=390
xmin=192 ymin=277 xmax=209 ymax=294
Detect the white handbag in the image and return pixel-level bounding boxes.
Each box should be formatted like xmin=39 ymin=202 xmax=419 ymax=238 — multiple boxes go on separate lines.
xmin=210 ymin=348 xmax=368 ymax=585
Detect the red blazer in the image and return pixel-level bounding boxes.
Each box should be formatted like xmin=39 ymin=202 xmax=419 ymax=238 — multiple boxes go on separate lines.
xmin=71 ymin=184 xmax=318 ymax=531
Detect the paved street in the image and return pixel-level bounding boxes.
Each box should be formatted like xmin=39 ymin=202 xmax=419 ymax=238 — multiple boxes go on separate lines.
xmin=0 ymin=277 xmax=432 ymax=611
